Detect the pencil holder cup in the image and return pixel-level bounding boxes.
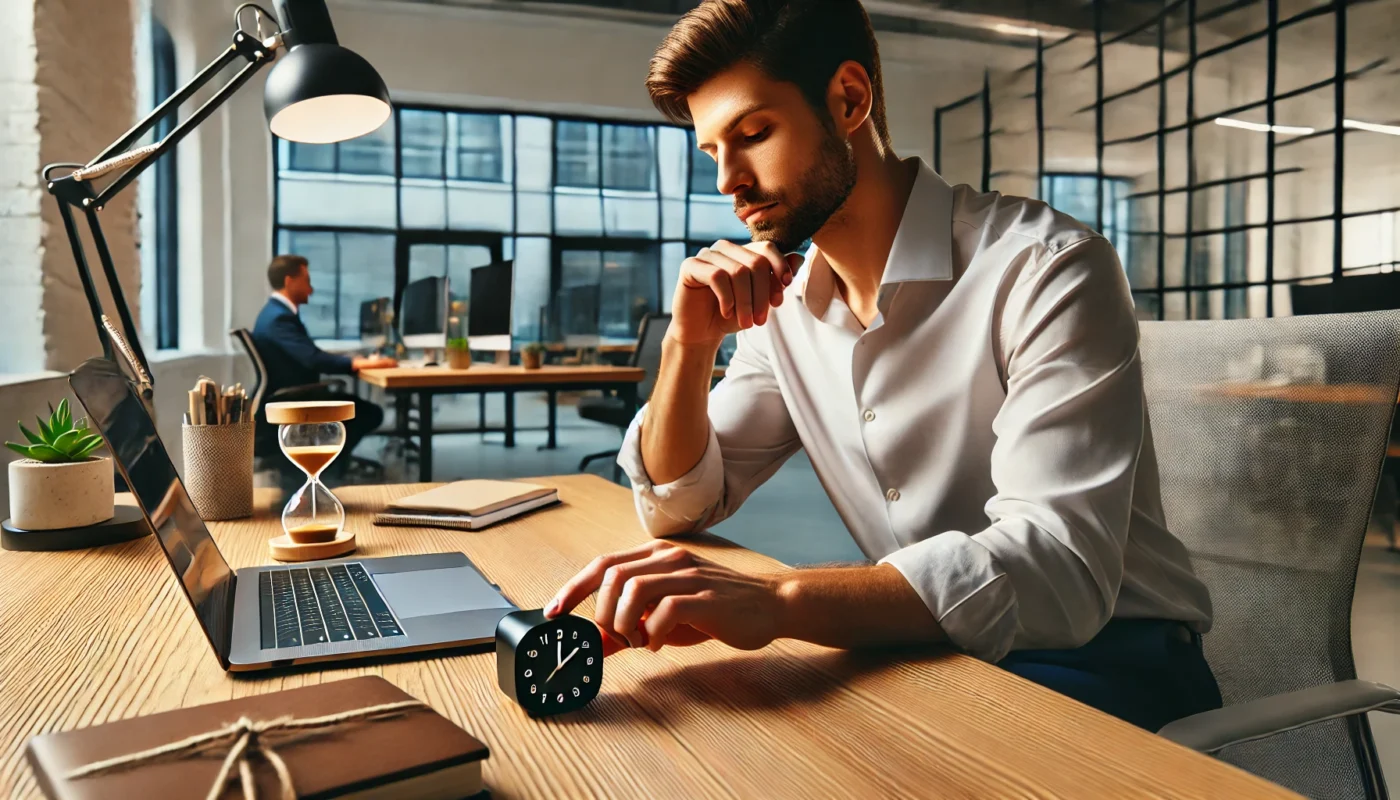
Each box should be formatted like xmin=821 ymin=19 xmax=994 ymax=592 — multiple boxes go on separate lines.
xmin=182 ymin=422 xmax=254 ymax=520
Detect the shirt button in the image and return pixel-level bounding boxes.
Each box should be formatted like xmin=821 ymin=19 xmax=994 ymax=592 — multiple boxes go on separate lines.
xmin=886 ymin=488 xmax=900 ymax=502
xmin=862 ymin=409 xmax=876 ymax=422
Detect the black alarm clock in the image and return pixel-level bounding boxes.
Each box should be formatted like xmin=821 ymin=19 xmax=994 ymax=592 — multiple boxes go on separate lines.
xmin=496 ymin=609 xmax=603 ymax=716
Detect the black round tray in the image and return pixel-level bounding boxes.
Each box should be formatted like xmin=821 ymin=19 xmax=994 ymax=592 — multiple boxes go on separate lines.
xmin=2 ymin=505 xmax=150 ymax=551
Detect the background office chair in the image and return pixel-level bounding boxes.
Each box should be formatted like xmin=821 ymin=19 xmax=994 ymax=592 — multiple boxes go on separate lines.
xmin=1140 ymin=312 xmax=1400 ymax=799
xmin=577 ymin=312 xmax=670 ymax=483
xmin=230 ymin=329 xmax=383 ymax=484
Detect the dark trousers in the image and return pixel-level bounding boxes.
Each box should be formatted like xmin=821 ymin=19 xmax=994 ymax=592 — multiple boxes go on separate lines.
xmin=998 ymin=618 xmax=1222 ymax=731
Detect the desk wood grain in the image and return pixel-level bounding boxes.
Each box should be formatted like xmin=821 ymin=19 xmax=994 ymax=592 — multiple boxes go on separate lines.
xmin=0 ymin=476 xmax=1294 ymax=798
xmin=359 ymin=364 xmax=644 ymax=390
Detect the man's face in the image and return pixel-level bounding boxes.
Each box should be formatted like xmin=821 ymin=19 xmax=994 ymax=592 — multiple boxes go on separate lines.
xmin=689 ymin=62 xmax=857 ymax=253
xmin=284 ymin=264 xmax=314 ymax=305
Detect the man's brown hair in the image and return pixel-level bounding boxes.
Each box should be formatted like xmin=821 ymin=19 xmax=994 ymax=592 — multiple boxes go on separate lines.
xmin=646 ymin=0 xmax=890 ymax=147
xmin=267 ymin=254 xmax=308 ymax=290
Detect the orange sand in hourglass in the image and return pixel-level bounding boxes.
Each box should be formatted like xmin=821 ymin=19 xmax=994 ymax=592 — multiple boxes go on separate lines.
xmin=283 ymin=445 xmax=342 ymax=543
xmin=283 ymin=444 xmax=341 ymax=477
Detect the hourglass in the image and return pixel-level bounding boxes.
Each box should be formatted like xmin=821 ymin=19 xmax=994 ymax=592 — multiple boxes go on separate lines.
xmin=264 ymin=401 xmax=357 ymax=561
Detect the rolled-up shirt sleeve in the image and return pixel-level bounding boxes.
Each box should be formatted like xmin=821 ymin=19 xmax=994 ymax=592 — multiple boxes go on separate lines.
xmin=618 ymin=327 xmax=802 ymax=538
xmin=879 ymin=235 xmax=1145 ymax=662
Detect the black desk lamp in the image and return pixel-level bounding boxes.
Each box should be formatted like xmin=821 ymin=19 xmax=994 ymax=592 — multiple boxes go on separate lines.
xmin=42 ymin=1 xmax=389 ymax=396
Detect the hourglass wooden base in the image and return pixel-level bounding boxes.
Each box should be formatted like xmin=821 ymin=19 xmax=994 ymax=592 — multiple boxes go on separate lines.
xmin=269 ymin=529 xmax=357 ymax=562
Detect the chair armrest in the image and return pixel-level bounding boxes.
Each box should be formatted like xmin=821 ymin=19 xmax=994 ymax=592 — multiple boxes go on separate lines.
xmin=1158 ymin=679 xmax=1400 ymax=753
xmin=268 ymin=380 xmax=344 ymax=400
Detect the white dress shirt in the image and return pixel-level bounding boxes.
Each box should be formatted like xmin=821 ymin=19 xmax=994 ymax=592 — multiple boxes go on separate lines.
xmin=618 ymin=158 xmax=1213 ymax=662
xmin=271 ymin=292 xmax=298 ymax=314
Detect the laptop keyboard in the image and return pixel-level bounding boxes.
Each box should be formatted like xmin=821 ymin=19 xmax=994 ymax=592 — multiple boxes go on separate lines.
xmin=258 ymin=563 xmax=405 ymax=650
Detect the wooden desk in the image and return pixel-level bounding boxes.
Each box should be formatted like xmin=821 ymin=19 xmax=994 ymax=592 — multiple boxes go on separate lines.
xmin=359 ymin=365 xmax=644 ymax=480
xmin=544 ymin=342 xmax=636 ymax=354
xmin=1199 ymin=381 xmax=1399 ymax=405
xmin=0 ymin=476 xmax=1292 ymax=798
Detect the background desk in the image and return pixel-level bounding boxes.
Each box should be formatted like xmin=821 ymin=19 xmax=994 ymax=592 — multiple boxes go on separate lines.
xmin=0 ymin=476 xmax=1292 ymax=798
xmin=359 ymin=365 xmax=644 ymax=481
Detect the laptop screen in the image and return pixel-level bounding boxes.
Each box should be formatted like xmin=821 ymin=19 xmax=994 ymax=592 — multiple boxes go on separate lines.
xmin=69 ymin=358 xmax=235 ymax=668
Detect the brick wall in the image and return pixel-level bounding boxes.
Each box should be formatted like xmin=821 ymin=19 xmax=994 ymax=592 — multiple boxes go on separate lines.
xmin=0 ymin=0 xmax=44 ymax=374
xmin=33 ymin=0 xmax=140 ymax=371
xmin=0 ymin=0 xmax=139 ymax=374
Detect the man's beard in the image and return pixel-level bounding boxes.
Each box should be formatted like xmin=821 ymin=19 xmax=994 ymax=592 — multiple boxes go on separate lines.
xmin=736 ymin=129 xmax=857 ymax=253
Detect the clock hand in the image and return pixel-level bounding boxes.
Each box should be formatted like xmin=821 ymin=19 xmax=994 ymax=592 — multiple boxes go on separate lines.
xmin=545 ymin=646 xmax=581 ymax=684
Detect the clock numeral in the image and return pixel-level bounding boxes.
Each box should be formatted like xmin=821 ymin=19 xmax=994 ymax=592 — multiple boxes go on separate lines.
xmin=581 ymin=640 xmax=589 ymax=649
xmin=541 ymin=694 xmax=547 ymax=704
xmin=530 ymin=684 xmax=537 ymax=694
xmin=556 ymin=693 xmax=564 ymax=703
xmin=523 ymin=669 xmax=532 ymax=678
xmin=586 ymin=657 xmax=593 ymax=665
xmin=539 ymin=634 xmax=548 ymax=645
xmin=583 ymin=675 xmax=590 ymax=683
xmin=527 ymin=649 xmax=537 ymax=658
xmin=572 ymin=630 xmax=578 ymax=639
xmin=556 ymin=629 xmax=564 ymax=641
xmin=573 ymin=687 xmax=580 ymax=697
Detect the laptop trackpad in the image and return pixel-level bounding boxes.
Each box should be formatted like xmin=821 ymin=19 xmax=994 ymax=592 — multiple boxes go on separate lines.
xmin=373 ymin=566 xmax=512 ymax=619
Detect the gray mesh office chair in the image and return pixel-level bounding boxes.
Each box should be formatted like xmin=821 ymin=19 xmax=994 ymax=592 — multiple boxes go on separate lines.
xmin=577 ymin=313 xmax=671 ymax=482
xmin=1144 ymin=312 xmax=1400 ymax=799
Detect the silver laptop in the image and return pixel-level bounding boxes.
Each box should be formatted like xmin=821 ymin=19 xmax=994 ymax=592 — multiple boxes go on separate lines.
xmin=70 ymin=357 xmax=517 ymax=671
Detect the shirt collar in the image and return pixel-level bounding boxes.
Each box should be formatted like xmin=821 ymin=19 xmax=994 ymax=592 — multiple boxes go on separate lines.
xmin=795 ymin=157 xmax=955 ymax=319
xmin=271 ymin=292 xmax=298 ymax=314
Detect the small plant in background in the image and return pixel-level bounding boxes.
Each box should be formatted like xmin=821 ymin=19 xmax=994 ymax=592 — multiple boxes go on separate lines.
xmin=521 ymin=342 xmax=545 ymax=356
xmin=5 ymin=400 xmax=104 ymax=463
xmin=446 ymin=337 xmax=470 ymax=351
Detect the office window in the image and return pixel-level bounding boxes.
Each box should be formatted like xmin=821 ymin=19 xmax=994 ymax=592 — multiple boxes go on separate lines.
xmin=688 ymin=130 xmax=720 ymax=195
xmin=401 ymin=109 xmax=446 ymax=179
xmin=1041 ymin=173 xmax=1133 ymax=278
xmin=556 ymin=121 xmax=599 ymax=187
xmin=288 ymin=142 xmax=336 ymax=172
xmin=274 ymin=105 xmax=760 ymax=344
xmin=276 ymin=230 xmax=394 ymax=340
xmin=603 ymin=125 xmax=654 ymax=191
xmin=140 ymin=15 xmax=179 ymax=350
xmin=456 ymin=113 xmax=504 ymax=181
xmin=286 ymin=129 xmax=393 ymax=176
xmin=338 ymin=123 xmax=394 ymax=175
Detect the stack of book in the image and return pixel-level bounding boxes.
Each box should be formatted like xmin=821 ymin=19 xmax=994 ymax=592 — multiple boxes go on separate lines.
xmin=374 ymin=479 xmax=560 ymax=531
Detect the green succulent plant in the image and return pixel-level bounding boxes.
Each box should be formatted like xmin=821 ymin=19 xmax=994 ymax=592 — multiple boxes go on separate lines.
xmin=5 ymin=399 xmax=104 ymax=463
xmin=446 ymin=337 xmax=470 ymax=351
xmin=521 ymin=342 xmax=545 ymax=356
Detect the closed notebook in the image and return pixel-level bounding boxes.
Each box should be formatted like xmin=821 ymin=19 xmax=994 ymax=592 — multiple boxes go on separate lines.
xmin=387 ymin=479 xmax=556 ymax=517
xmin=374 ymin=492 xmax=560 ymax=531
xmin=26 ymin=676 xmax=487 ymax=800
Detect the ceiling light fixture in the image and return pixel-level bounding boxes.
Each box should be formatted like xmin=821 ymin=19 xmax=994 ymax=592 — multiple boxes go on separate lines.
xmin=1214 ymin=117 xmax=1315 ymax=135
xmin=992 ymin=22 xmax=1043 ymax=37
xmin=1344 ymin=119 xmax=1400 ymax=136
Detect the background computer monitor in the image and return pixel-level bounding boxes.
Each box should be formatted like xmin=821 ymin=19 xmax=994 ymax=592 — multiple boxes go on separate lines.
xmin=359 ymin=297 xmax=390 ymax=349
xmin=400 ymin=276 xmax=450 ymax=349
xmin=467 ymin=261 xmax=514 ymax=352
xmin=561 ymin=284 xmax=602 ymax=348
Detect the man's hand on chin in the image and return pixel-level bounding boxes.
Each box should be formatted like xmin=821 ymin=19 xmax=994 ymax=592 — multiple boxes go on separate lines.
xmin=544 ymin=540 xmax=789 ymax=653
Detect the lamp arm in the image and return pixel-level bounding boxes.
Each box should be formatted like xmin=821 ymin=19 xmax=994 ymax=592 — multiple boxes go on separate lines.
xmin=41 ymin=18 xmax=279 ymax=390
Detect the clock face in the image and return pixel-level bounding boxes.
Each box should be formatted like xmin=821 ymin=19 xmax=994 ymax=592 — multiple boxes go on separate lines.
xmin=497 ymin=610 xmax=602 ymax=717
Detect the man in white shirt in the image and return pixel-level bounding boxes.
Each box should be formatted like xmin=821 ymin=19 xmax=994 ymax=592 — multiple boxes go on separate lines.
xmin=547 ymin=0 xmax=1220 ymax=730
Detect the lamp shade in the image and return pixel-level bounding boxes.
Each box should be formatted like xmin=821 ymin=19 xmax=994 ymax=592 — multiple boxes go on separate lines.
xmin=264 ymin=43 xmax=390 ymax=143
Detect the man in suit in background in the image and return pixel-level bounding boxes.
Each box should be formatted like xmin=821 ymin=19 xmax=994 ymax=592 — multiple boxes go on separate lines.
xmin=252 ymin=255 xmax=396 ymax=471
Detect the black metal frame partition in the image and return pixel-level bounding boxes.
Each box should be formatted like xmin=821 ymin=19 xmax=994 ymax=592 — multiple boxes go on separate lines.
xmin=931 ymin=0 xmax=1386 ymax=319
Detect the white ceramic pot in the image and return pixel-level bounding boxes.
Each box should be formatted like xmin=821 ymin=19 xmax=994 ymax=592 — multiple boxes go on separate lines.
xmin=8 ymin=457 xmax=114 ymax=530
